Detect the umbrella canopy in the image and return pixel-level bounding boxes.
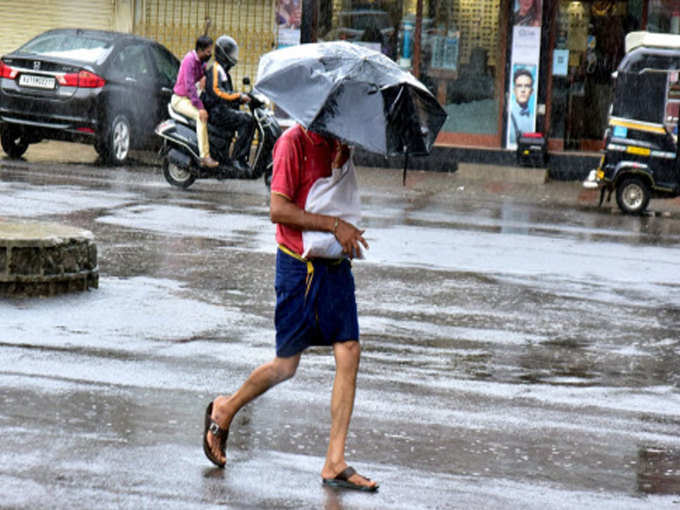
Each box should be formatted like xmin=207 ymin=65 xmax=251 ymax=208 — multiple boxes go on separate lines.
xmin=254 ymin=41 xmax=447 ymax=156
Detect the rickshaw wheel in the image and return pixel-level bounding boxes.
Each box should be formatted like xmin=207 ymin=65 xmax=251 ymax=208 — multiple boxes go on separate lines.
xmin=616 ymin=176 xmax=650 ymax=215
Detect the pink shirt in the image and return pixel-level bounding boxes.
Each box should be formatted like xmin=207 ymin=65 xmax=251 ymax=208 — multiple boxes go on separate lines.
xmin=270 ymin=125 xmax=334 ymax=255
xmin=173 ymin=50 xmax=205 ymax=110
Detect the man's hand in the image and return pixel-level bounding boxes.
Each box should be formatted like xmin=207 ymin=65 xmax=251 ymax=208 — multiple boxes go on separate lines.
xmin=333 ymin=217 xmax=368 ymax=259
xmin=270 ymin=194 xmax=368 ymax=259
xmin=241 ymin=93 xmax=251 ymax=104
xmin=199 ymin=109 xmax=209 ymax=123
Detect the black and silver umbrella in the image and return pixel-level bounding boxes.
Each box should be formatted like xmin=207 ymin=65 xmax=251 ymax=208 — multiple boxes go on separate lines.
xmin=254 ymin=41 xmax=447 ymax=158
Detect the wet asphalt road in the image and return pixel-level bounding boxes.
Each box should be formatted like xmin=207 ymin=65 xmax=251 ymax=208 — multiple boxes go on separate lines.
xmin=2 ymin=143 xmax=680 ymax=509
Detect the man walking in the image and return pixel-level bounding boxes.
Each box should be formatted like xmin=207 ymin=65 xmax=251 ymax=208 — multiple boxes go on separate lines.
xmin=202 ymin=123 xmax=378 ymax=492
xmin=171 ymin=35 xmax=219 ymax=168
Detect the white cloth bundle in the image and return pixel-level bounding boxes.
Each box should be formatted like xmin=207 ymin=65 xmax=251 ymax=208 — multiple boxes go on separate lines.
xmin=302 ymin=156 xmax=362 ymax=259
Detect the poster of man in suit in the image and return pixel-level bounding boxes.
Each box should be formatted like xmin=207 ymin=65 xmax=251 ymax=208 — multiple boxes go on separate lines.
xmin=506 ymin=3 xmax=542 ymax=150
xmin=507 ymin=65 xmax=537 ymax=144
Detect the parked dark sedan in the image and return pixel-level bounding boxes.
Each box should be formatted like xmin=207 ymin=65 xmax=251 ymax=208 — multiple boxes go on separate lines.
xmin=0 ymin=29 xmax=179 ymax=164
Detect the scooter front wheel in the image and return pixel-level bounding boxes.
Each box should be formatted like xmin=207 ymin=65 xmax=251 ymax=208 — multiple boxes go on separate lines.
xmin=163 ymin=158 xmax=196 ymax=189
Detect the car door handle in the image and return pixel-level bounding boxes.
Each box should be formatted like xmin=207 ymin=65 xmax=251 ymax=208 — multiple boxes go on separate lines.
xmin=125 ymin=76 xmax=137 ymax=83
xmin=161 ymin=86 xmax=172 ymax=93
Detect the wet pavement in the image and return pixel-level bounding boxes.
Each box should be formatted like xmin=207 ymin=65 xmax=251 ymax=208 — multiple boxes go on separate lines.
xmin=2 ymin=142 xmax=680 ymax=509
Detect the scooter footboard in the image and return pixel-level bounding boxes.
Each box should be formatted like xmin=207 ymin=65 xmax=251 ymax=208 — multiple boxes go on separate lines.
xmin=156 ymin=120 xmax=201 ymax=160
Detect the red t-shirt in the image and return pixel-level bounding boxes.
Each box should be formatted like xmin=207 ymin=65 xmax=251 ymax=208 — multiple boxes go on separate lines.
xmin=270 ymin=124 xmax=334 ymax=255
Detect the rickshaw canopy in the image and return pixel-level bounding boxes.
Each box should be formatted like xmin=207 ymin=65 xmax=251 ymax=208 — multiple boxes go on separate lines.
xmin=619 ymin=32 xmax=680 ymax=74
xmin=625 ymin=31 xmax=680 ymax=54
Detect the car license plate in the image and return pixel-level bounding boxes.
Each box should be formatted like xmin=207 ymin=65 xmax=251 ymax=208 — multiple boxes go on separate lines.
xmin=18 ymin=74 xmax=56 ymax=90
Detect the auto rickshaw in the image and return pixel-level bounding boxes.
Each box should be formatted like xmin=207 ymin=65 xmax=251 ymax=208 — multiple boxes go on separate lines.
xmin=583 ymin=31 xmax=680 ymax=214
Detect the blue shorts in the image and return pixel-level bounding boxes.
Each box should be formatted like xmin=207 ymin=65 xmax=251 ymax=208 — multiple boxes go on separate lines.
xmin=274 ymin=246 xmax=359 ymax=358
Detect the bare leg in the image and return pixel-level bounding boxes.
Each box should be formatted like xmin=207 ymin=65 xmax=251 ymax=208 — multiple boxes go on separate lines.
xmin=206 ymin=353 xmax=301 ymax=464
xmin=321 ymin=341 xmax=377 ymax=489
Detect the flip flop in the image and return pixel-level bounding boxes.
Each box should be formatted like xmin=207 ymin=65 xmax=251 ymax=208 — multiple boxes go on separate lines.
xmin=202 ymin=401 xmax=229 ymax=468
xmin=322 ymin=466 xmax=379 ymax=492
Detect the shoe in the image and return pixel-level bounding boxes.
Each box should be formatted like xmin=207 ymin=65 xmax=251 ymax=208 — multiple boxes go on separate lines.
xmin=203 ymin=401 xmax=229 ymax=468
xmin=200 ymin=156 xmax=219 ymax=168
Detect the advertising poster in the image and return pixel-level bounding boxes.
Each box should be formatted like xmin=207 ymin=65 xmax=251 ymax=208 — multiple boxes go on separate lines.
xmin=552 ymin=49 xmax=569 ymax=76
xmin=507 ymin=61 xmax=538 ymax=146
xmin=277 ymin=0 xmax=301 ymax=48
xmin=506 ymin=0 xmax=543 ymax=149
xmin=513 ymin=0 xmax=543 ymax=27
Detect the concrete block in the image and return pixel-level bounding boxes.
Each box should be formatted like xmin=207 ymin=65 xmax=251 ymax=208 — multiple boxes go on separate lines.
xmin=0 ymin=220 xmax=98 ymax=297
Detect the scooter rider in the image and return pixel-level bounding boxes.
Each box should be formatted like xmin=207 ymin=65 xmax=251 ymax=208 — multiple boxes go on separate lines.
xmin=171 ymin=35 xmax=218 ymax=169
xmin=202 ymin=35 xmax=256 ymax=174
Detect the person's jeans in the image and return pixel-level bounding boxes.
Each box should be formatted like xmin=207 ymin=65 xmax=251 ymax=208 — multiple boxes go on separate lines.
xmin=171 ymin=94 xmax=210 ymax=158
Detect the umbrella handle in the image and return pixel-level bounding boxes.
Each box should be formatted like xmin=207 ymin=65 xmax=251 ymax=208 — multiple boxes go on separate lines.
xmin=402 ymin=149 xmax=409 ymax=186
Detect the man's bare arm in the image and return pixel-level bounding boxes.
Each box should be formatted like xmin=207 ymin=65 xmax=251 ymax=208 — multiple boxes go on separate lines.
xmin=270 ymin=193 xmax=368 ymax=257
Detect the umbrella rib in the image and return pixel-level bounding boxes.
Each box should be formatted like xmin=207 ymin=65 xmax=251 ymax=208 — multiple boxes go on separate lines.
xmin=387 ymin=85 xmax=405 ymax=119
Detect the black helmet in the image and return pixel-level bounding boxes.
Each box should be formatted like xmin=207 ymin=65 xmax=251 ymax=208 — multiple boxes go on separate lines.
xmin=215 ymin=35 xmax=238 ymax=68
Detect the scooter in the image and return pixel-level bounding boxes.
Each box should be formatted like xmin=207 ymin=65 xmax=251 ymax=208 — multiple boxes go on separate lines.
xmin=155 ymin=77 xmax=282 ymax=189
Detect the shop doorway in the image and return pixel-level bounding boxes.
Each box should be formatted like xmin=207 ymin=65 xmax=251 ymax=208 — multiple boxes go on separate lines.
xmin=548 ymin=0 xmax=643 ymax=151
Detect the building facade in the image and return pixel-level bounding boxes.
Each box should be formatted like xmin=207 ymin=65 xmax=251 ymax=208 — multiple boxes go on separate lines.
xmin=134 ymin=0 xmax=278 ymax=87
xmin=0 ymin=0 xmax=279 ymax=90
xmin=1 ymin=1 xmax=678 ymax=156
xmin=309 ymin=0 xmax=678 ymax=156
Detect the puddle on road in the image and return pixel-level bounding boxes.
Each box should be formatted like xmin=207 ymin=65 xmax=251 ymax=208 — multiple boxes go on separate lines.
xmin=6 ymin=180 xmax=678 ymax=312
xmin=0 ymin=276 xmax=251 ymax=352
xmin=0 ymin=182 xmax=137 ymax=217
xmin=637 ymin=446 xmax=680 ymax=495
xmin=4 ymin=166 xmax=680 ymax=505
xmin=97 ymin=203 xmax=274 ymax=251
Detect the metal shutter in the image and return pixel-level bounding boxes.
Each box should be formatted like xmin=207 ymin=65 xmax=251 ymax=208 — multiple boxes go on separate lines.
xmin=0 ymin=0 xmax=115 ymax=57
xmin=135 ymin=0 xmax=277 ymax=86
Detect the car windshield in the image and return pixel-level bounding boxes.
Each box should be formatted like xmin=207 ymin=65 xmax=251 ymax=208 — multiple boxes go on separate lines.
xmin=19 ymin=33 xmax=112 ymax=63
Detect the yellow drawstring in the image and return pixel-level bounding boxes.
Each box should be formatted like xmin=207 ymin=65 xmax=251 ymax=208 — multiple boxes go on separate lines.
xmin=278 ymin=244 xmax=314 ymax=298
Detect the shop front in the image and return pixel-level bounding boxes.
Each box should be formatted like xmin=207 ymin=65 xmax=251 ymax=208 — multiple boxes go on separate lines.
xmin=545 ymin=1 xmax=645 ymax=153
xmin=313 ymin=0 xmax=510 ymax=148
xmin=305 ymin=1 xmax=680 ymax=162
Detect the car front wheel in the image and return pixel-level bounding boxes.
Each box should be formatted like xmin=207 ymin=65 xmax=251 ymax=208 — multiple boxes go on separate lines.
xmin=1 ymin=124 xmax=29 ymax=159
xmin=616 ymin=176 xmax=651 ymax=215
xmin=100 ymin=113 xmax=131 ymax=165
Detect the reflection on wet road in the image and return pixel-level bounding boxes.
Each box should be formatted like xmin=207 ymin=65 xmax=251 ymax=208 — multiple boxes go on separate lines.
xmin=1 ymin=159 xmax=680 ymax=509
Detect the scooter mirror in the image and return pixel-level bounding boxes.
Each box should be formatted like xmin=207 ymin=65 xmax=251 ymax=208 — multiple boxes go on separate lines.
xmin=243 ymin=77 xmax=251 ymax=86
